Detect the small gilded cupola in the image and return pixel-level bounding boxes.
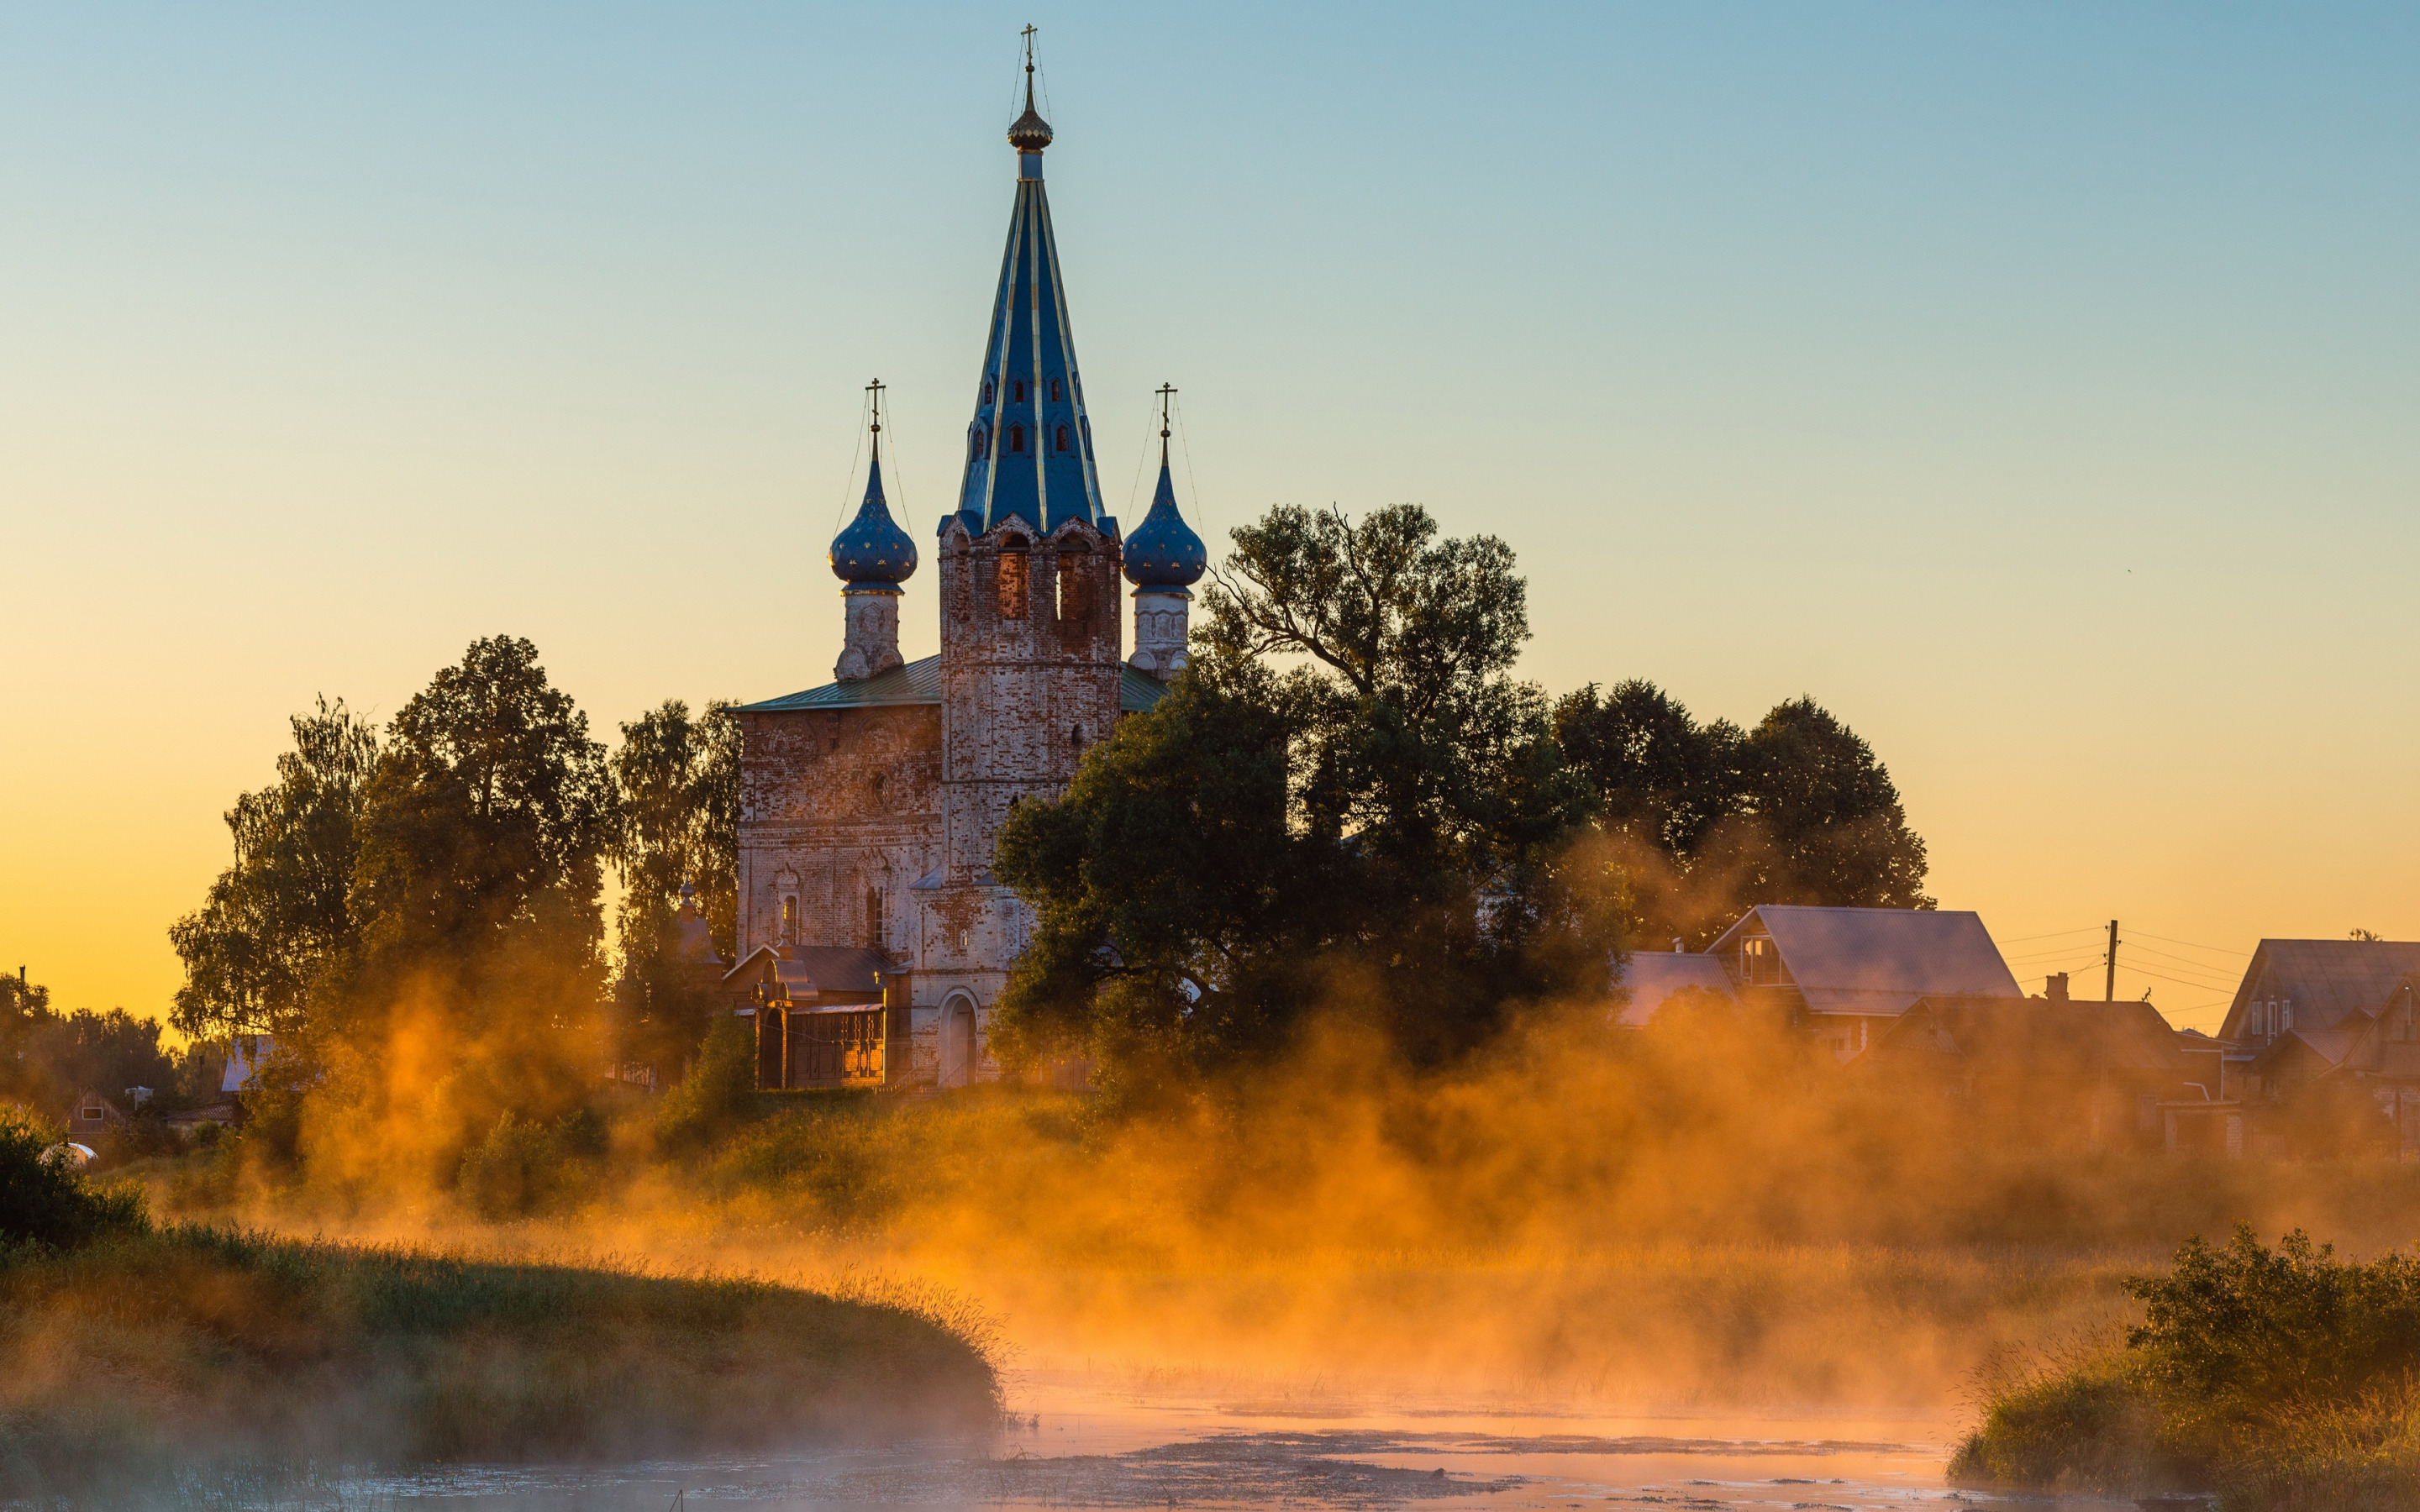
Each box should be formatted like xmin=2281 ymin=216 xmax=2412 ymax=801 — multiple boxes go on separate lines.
xmin=1124 ymin=384 xmax=1205 ymax=681
xmin=831 ymin=379 xmax=917 ymax=681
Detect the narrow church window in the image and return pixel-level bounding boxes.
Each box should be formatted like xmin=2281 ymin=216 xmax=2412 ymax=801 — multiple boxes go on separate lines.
xmin=1050 ymin=378 xmax=1063 ymax=402
xmin=1055 ymin=424 xmax=1070 ymax=453
xmin=1081 ymin=416 xmax=1092 ymax=458
xmin=780 ymin=895 xmax=799 ymax=946
xmin=1008 ymin=425 xmax=1025 ymax=454
xmin=1013 ymin=379 xmax=1026 ymax=402
xmin=981 ymin=378 xmax=994 ymax=405
xmin=1070 ymin=724 xmax=1084 ymax=750
xmin=970 ymin=425 xmax=986 ymax=460
xmin=997 ymin=549 xmax=1028 ymax=617
xmin=866 ymin=886 xmax=885 ymax=949
xmin=1055 ymin=556 xmax=1087 ymax=622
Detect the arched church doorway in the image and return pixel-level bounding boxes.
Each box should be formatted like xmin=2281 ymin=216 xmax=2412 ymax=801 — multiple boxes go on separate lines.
xmin=939 ymin=995 xmax=979 ymax=1089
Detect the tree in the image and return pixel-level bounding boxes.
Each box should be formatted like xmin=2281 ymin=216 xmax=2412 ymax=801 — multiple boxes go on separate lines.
xmin=608 ymin=699 xmax=739 ymax=974
xmin=1722 ymin=697 xmax=1931 ymax=912
xmin=168 ymin=699 xmax=380 ymax=1041
xmin=1552 ymin=680 xmax=1742 ymax=857
xmin=346 ymin=634 xmax=613 ymax=1002
xmin=607 ymin=698 xmax=741 ymax=1074
xmin=997 ymin=504 xmax=1616 ymax=1091
xmin=1553 ymin=685 xmax=1931 ymax=945
xmin=0 ymin=973 xmax=191 ymax=1115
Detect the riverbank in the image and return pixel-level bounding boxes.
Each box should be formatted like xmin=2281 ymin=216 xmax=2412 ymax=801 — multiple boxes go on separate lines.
xmin=0 ymin=1221 xmax=999 ymax=1501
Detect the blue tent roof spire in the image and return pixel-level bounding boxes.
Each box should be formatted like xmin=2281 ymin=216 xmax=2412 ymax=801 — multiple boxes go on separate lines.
xmin=950 ymin=28 xmax=1107 ymax=538
xmin=830 ymin=377 xmax=917 ymax=588
xmin=1123 ymin=383 xmax=1207 ymax=590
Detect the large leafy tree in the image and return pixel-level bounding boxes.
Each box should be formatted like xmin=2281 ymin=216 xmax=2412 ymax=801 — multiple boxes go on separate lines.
xmin=997 ymin=505 xmax=1614 ymax=1090
xmin=345 ymin=634 xmax=613 ymax=1012
xmin=1554 ymin=684 xmax=1931 ymax=946
xmin=1727 ymin=696 xmax=1931 ymax=912
xmin=169 ymin=698 xmax=381 ymax=1041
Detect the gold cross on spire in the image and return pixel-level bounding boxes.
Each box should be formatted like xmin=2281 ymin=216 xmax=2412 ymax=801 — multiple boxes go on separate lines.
xmin=1156 ymin=383 xmax=1176 ymax=439
xmin=867 ymin=376 xmax=884 ymax=456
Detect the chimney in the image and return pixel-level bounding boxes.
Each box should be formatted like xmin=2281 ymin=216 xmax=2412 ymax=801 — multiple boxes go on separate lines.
xmin=2046 ymin=972 xmax=2070 ymax=1002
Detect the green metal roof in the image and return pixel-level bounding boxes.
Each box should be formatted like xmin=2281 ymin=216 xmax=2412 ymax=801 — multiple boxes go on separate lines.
xmin=735 ymin=654 xmax=1170 ymax=716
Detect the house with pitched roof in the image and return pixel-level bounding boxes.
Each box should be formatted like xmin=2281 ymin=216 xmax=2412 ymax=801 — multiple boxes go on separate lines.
xmin=1702 ymin=905 xmax=2023 ymax=1060
xmin=2221 ymin=947 xmax=2420 ymax=1154
xmin=1860 ymin=996 xmax=2243 ymax=1153
xmin=2217 ymin=938 xmax=2420 ymax=1047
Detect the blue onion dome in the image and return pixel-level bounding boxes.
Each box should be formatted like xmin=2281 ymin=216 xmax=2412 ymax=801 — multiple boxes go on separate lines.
xmin=1123 ymin=459 xmax=1207 ymax=589
xmin=829 ymin=454 xmax=918 ymax=586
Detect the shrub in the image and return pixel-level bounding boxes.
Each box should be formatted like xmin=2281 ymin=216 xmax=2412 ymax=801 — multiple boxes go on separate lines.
xmin=0 ymin=1108 xmax=147 ymax=1250
xmin=1956 ymin=1228 xmax=2420 ymax=1506
xmin=2128 ymin=1225 xmax=2420 ymax=1459
xmin=455 ymin=1107 xmax=608 ymax=1220
xmin=654 ymin=1011 xmax=756 ymax=1152
xmin=1949 ymin=1347 xmax=2186 ymax=1495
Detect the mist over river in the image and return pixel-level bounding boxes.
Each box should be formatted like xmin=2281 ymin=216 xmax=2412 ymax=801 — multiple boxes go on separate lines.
xmin=287 ymin=1373 xmax=2133 ymax=1512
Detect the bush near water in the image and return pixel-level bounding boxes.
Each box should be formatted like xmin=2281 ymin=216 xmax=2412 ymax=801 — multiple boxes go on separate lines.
xmin=1954 ymin=1226 xmax=2420 ymax=1510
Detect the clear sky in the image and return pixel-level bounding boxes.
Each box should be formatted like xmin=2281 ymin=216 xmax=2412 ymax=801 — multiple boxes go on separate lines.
xmin=4 ymin=3 xmax=2414 ymax=1033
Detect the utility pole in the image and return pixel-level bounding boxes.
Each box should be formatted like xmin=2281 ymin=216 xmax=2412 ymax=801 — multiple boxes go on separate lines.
xmin=2105 ymin=919 xmax=2120 ymax=1003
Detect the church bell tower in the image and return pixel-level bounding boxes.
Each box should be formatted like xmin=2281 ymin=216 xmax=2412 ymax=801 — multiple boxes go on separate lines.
xmin=912 ymin=32 xmax=1126 ymax=1078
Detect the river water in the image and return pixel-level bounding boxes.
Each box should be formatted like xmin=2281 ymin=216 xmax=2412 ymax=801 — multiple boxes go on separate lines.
xmin=331 ymin=1372 xmax=2142 ymax=1512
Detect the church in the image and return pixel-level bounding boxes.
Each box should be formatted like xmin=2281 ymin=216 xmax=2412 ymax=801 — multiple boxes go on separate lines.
xmin=719 ymin=60 xmax=1207 ymax=1090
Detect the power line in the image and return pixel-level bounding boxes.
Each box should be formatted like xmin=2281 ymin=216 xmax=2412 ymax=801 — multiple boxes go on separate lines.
xmin=1996 ymin=926 xmax=2102 ymax=945
xmin=2126 ymin=927 xmax=2250 ymax=958
xmin=2126 ymin=963 xmax=2244 ymax=994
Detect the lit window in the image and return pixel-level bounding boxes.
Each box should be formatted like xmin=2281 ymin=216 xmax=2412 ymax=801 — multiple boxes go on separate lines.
xmin=780 ymin=895 xmax=799 ymax=946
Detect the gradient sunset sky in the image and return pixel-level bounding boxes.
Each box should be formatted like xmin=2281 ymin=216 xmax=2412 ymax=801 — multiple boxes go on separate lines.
xmin=5 ymin=3 xmax=2415 ymax=1033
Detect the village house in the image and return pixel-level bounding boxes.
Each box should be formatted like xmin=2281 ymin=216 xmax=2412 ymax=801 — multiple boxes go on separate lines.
xmin=1858 ymin=996 xmax=2243 ymax=1154
xmin=65 ymin=1089 xmax=127 ymax=1145
xmin=723 ymin=65 xmax=1202 ymax=1092
xmin=2218 ymin=941 xmax=2420 ymax=1154
xmin=1702 ymin=905 xmax=2023 ymax=1059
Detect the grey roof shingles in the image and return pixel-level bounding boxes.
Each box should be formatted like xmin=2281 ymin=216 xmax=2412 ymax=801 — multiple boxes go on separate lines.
xmin=1711 ymin=905 xmax=2021 ymax=1016
xmin=2226 ymin=939 xmax=2420 ymax=1036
